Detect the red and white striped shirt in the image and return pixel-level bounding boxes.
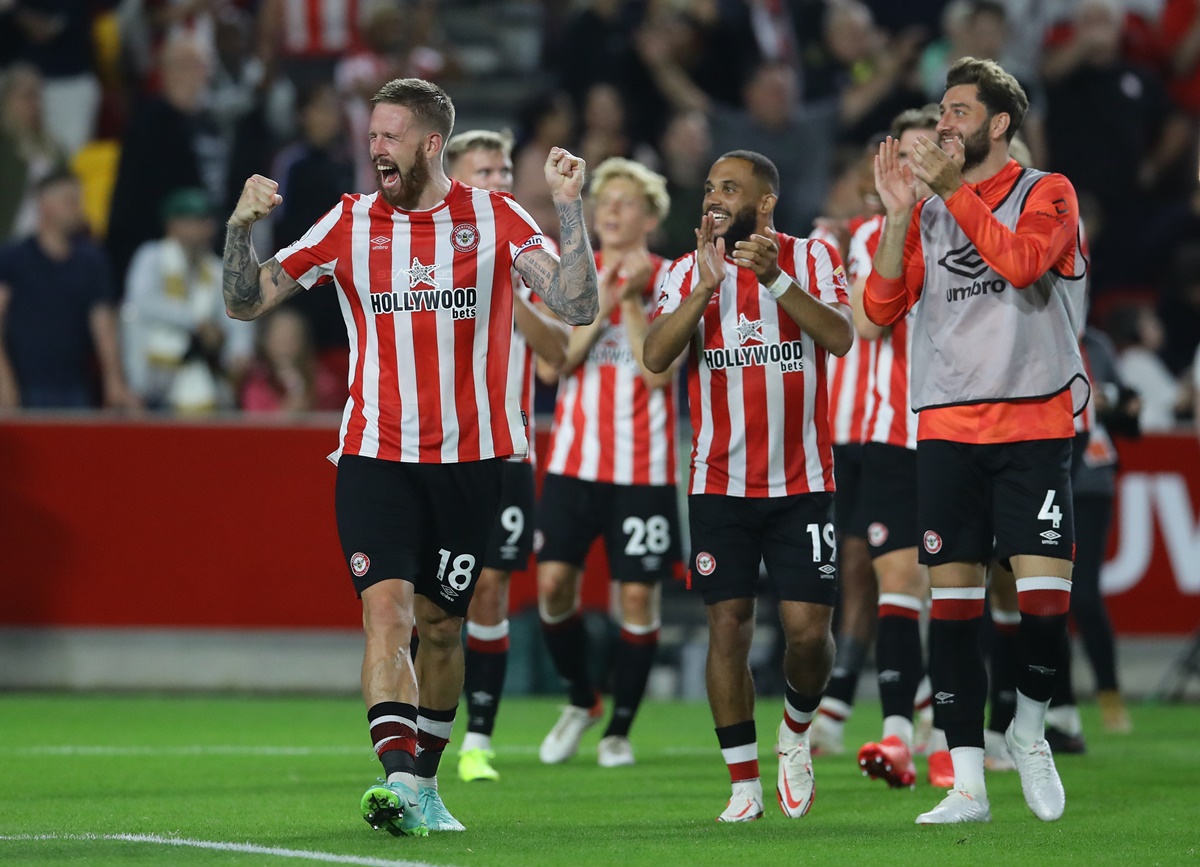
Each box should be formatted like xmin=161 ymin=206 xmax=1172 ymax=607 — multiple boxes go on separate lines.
xmin=852 ymin=215 xmax=918 ymax=450
xmin=275 ymin=181 xmax=543 ymax=463
xmin=655 ymin=234 xmax=848 ymax=497
xmin=811 ymin=220 xmax=874 ymax=446
xmin=547 ymin=254 xmax=677 ymax=486
xmin=280 ymin=0 xmax=361 ymax=58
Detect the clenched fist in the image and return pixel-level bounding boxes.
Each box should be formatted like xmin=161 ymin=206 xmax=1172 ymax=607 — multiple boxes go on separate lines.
xmin=544 ymin=147 xmax=586 ymax=203
xmin=228 ymin=174 xmax=282 ymax=228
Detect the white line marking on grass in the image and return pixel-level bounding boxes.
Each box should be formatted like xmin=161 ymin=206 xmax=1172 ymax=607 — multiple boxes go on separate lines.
xmin=0 ymin=834 xmax=459 ymax=867
xmin=11 ymin=743 xmax=716 ymax=758
xmin=13 ymin=745 xmax=368 ymax=757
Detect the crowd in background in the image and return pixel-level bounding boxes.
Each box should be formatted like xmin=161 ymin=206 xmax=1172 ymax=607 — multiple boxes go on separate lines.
xmin=1 ymin=0 xmax=1198 ymax=430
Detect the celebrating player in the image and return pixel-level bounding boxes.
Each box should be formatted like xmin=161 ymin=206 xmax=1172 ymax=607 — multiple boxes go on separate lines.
xmin=443 ymin=129 xmax=570 ymax=784
xmin=645 ymin=150 xmax=854 ymax=822
xmin=536 ymin=157 xmax=683 ymax=769
xmin=865 ymin=58 xmax=1088 ymax=824
xmin=222 ymin=78 xmax=598 ymax=836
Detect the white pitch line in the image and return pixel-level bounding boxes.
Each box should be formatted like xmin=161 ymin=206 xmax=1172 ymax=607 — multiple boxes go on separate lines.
xmin=0 ymin=833 xmax=461 ymax=867
xmin=11 ymin=743 xmax=715 ymax=758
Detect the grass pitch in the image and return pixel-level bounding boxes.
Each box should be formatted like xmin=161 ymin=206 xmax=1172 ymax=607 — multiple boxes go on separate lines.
xmin=0 ymin=693 xmax=1195 ymax=866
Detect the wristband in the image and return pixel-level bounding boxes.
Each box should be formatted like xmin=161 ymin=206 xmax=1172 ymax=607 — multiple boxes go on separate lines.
xmin=766 ymin=271 xmax=792 ymax=298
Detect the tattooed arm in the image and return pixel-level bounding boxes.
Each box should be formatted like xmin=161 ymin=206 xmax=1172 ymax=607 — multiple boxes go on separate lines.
xmin=223 ymin=174 xmax=303 ymax=321
xmin=513 ymin=147 xmax=599 ymax=326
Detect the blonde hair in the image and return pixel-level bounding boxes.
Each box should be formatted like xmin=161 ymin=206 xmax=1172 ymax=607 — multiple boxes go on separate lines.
xmin=444 ymin=129 xmax=514 ymax=170
xmin=588 ymin=157 xmax=670 ymax=220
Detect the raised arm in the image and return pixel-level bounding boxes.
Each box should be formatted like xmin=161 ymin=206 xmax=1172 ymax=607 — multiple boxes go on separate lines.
xmin=865 ymin=137 xmax=921 ymax=326
xmin=644 ymin=216 xmax=723 ymax=374
xmin=223 ymin=174 xmax=303 ymax=321
xmin=617 ymin=253 xmax=682 ymax=389
xmin=513 ymin=148 xmax=599 ymax=326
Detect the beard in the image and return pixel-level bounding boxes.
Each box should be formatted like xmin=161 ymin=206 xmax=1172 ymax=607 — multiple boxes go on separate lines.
xmin=378 ymin=147 xmax=431 ymax=210
xmin=712 ymin=203 xmax=759 ymax=249
xmin=961 ymin=121 xmax=992 ymax=172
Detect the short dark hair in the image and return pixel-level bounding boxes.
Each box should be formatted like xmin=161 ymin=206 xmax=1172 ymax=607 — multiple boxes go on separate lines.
xmin=718 ymin=150 xmax=780 ymax=195
xmin=891 ymin=104 xmax=942 ymax=139
xmin=945 ymin=57 xmax=1028 ymax=141
xmin=371 ymin=78 xmax=456 ymax=139
xmin=35 ymin=166 xmax=78 ymax=194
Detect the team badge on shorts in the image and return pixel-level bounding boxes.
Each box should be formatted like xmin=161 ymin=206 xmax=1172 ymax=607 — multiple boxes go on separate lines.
xmin=532 ymin=529 xmax=544 ymax=554
xmin=868 ymin=522 xmax=889 ymax=547
xmin=350 ymin=552 xmax=370 ymax=577
xmin=695 ymin=551 xmax=716 ymax=576
xmin=451 ymin=223 xmax=480 ymax=253
xmin=922 ymin=531 xmax=942 ymax=555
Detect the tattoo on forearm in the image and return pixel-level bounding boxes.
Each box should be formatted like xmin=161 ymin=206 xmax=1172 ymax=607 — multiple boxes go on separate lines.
xmin=223 ymin=224 xmax=264 ymax=314
xmin=547 ymin=199 xmax=599 ymax=325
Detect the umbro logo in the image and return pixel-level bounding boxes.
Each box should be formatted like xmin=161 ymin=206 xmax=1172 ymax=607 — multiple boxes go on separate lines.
xmin=370 ymin=235 xmax=390 ymax=250
xmin=934 ymin=691 xmax=955 ymax=704
xmin=1027 ymin=664 xmax=1056 ymax=676
xmin=818 ymin=564 xmax=836 ymax=576
xmin=878 ymin=669 xmax=901 ymax=684
xmin=938 ymin=242 xmax=989 ymax=279
xmin=1040 ymin=530 xmax=1062 ymax=542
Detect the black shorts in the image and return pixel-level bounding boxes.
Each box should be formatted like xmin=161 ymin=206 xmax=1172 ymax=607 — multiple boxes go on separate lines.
xmin=917 ymin=438 xmax=1075 ymax=567
xmin=859 ymin=443 xmax=919 ymax=558
xmin=832 ymin=443 xmax=867 ymax=540
xmin=688 ymin=492 xmax=838 ymax=607
xmin=334 ymin=455 xmax=504 ymax=617
xmin=536 ymin=473 xmax=681 ymax=583
xmin=483 ymin=460 xmax=536 ymax=570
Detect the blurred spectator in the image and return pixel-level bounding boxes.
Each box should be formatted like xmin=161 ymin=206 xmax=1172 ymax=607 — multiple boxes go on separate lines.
xmin=258 ymin=0 xmax=366 ymax=89
xmin=576 ymin=82 xmax=632 ymax=169
xmin=511 ymin=89 xmax=575 ymax=241
xmin=797 ymin=0 xmax=926 ymax=145
xmin=0 ymin=62 xmax=67 ymax=240
xmin=1157 ymin=243 xmax=1200 ymax=375
xmin=553 ymin=0 xmax=643 ymax=113
xmin=654 ymin=109 xmax=711 ymax=259
xmin=269 ymin=80 xmax=353 ymax=355
xmin=106 ymin=34 xmax=225 ymax=289
xmin=1109 ymin=303 xmax=1191 ymax=430
xmin=121 ymin=187 xmax=253 ymax=411
xmin=1160 ymin=0 xmax=1200 ymax=114
xmin=1042 ymin=0 xmax=1194 ymax=289
xmin=639 ymin=53 xmax=838 ymax=236
xmin=2 ymin=0 xmax=106 ymax=157
xmin=239 ymin=306 xmax=343 ymax=413
xmin=0 ymin=169 xmax=136 ymax=410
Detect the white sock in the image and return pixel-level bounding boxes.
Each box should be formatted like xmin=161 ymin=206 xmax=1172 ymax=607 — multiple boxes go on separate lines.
xmin=461 ymin=732 xmax=492 ymax=752
xmin=949 ymin=746 xmax=987 ymax=797
xmin=415 ymin=774 xmax=437 ymax=790
xmin=882 ymin=715 xmax=914 ymax=749
xmin=386 ymin=771 xmax=417 ymax=792
xmin=1012 ymin=690 xmax=1049 ymax=749
xmin=1045 ymin=704 xmax=1082 ymax=737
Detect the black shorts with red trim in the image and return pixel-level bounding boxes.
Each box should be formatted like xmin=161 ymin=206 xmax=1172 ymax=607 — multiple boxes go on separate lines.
xmin=334 ymin=454 xmax=503 ymax=617
xmin=535 ymin=473 xmax=681 ymax=583
xmin=483 ymin=460 xmax=536 ymax=571
xmin=687 ymin=492 xmax=838 ymax=607
xmin=916 ymin=437 xmax=1075 ymax=567
xmin=832 ymin=443 xmax=867 ymax=540
xmin=858 ymin=442 xmax=919 ymax=558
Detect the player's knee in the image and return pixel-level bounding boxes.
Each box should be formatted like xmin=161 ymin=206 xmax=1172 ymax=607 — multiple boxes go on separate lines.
xmin=536 ymin=565 xmax=577 ymax=608
xmin=417 ymin=611 xmax=463 ymax=650
xmin=618 ymin=582 xmax=657 ymax=623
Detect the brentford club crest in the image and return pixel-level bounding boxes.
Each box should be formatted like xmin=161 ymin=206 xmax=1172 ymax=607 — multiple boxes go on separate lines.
xmin=451 ymin=223 xmax=479 ymax=253
xmin=695 ymin=551 xmax=716 ymax=576
xmin=350 ymin=552 xmax=370 ymax=577
xmin=868 ymin=522 xmax=889 ymax=547
xmin=923 ymin=531 xmax=942 ymax=555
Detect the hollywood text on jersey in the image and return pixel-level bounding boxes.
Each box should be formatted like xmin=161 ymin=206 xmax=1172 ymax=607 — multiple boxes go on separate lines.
xmin=369 ymin=285 xmax=478 ymax=319
xmin=702 ymin=339 xmax=807 ymax=373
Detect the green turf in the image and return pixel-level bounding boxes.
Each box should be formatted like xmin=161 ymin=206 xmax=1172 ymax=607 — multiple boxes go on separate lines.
xmin=0 ymin=694 xmax=1196 ymax=865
